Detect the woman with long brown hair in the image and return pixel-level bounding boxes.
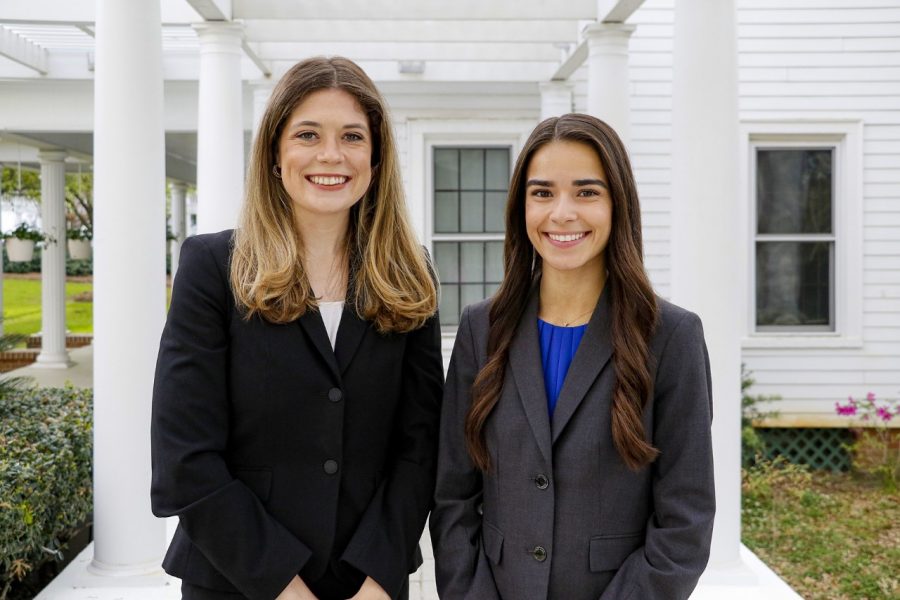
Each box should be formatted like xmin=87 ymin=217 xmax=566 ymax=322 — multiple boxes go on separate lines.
xmin=430 ymin=114 xmax=715 ymax=599
xmin=151 ymin=57 xmax=442 ymax=600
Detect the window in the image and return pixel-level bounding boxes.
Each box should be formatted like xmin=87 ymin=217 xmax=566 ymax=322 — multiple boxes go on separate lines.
xmin=742 ymin=120 xmax=862 ymax=347
xmin=431 ymin=147 xmax=511 ymax=326
xmin=755 ymin=147 xmax=834 ymax=331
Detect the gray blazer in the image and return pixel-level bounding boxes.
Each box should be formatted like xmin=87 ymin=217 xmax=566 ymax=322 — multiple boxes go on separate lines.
xmin=430 ymin=285 xmax=715 ymax=600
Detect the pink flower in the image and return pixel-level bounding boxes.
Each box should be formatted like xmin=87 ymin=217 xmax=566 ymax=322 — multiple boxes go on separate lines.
xmin=835 ymin=401 xmax=857 ymax=416
xmin=866 ymin=392 xmax=876 ymax=402
xmin=876 ymin=406 xmax=893 ymax=422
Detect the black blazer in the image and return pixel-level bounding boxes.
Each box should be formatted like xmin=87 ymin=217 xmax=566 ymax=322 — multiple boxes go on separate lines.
xmin=150 ymin=230 xmax=444 ymax=600
xmin=431 ymin=286 xmax=715 ymax=600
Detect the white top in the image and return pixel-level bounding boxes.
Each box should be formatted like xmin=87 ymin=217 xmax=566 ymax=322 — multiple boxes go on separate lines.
xmin=319 ymin=301 xmax=344 ymax=350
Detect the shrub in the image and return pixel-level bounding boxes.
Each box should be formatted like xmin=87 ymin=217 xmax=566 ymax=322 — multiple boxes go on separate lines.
xmin=0 ymin=386 xmax=92 ymax=598
xmin=741 ymin=364 xmax=781 ymax=467
xmin=1 ymin=247 xmax=94 ymax=276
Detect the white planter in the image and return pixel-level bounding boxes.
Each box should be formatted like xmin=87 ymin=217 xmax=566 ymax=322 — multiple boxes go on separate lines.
xmin=6 ymin=238 xmax=36 ymax=262
xmin=67 ymin=239 xmax=92 ymax=260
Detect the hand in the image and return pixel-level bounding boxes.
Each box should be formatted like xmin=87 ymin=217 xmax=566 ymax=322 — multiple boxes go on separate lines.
xmin=346 ymin=576 xmax=390 ymax=600
xmin=275 ymin=575 xmax=319 ymax=600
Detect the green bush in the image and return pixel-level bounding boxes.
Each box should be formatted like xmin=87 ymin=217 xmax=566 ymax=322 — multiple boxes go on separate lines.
xmin=0 ymin=386 xmax=92 ymax=597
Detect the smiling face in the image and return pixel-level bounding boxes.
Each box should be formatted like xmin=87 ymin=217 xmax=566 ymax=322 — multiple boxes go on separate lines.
xmin=524 ymin=140 xmax=613 ymax=280
xmin=276 ymin=88 xmax=373 ymax=224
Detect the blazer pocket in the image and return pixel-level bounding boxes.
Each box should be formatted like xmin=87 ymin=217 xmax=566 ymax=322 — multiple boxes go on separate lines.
xmin=589 ymin=532 xmax=643 ymax=573
xmin=233 ymin=467 xmax=273 ymax=503
xmin=481 ymin=520 xmax=504 ymax=565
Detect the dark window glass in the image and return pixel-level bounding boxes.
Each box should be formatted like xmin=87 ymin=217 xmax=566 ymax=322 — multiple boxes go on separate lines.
xmin=757 ymin=149 xmax=832 ymax=235
xmin=756 ymin=241 xmax=832 ymax=329
xmin=434 ymin=241 xmax=505 ymax=326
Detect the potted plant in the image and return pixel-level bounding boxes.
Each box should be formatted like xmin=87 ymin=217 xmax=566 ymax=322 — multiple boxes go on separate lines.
xmin=3 ymin=223 xmax=46 ymax=262
xmin=66 ymin=227 xmax=92 ymax=260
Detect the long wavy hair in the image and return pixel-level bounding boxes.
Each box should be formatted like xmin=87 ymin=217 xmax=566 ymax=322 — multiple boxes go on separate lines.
xmin=230 ymin=56 xmax=436 ymax=333
xmin=465 ymin=114 xmax=660 ymax=471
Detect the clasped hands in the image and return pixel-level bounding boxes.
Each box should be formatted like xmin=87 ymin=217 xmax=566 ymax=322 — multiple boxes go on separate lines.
xmin=276 ymin=574 xmax=390 ymax=600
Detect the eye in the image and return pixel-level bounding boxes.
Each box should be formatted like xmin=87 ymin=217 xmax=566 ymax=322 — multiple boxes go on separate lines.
xmin=344 ymin=132 xmax=365 ymax=142
xmin=530 ymin=189 xmax=553 ymax=199
xmin=577 ymin=188 xmax=601 ymax=198
xmin=296 ymin=131 xmax=317 ymax=141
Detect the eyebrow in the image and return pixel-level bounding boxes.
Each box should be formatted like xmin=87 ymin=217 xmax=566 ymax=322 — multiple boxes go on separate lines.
xmin=526 ymin=178 xmax=608 ymax=189
xmin=288 ymin=120 xmax=369 ymax=132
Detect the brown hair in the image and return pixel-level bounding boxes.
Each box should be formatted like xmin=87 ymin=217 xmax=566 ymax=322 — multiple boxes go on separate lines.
xmin=465 ymin=114 xmax=660 ymax=471
xmin=230 ymin=56 xmax=436 ymax=332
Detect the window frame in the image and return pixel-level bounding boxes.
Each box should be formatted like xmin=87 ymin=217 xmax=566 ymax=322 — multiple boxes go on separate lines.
xmin=740 ymin=120 xmax=863 ymax=349
xmin=407 ymin=119 xmax=534 ymax=334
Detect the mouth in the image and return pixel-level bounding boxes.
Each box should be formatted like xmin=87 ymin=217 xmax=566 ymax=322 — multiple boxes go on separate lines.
xmin=306 ymin=175 xmax=350 ymax=187
xmin=546 ymin=232 xmax=588 ymax=243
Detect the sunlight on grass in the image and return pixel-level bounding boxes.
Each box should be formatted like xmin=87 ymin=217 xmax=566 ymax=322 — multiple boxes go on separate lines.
xmin=2 ymin=278 xmax=93 ymax=335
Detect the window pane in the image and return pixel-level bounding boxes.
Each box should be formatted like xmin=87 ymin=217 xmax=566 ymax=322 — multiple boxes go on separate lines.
xmin=439 ymin=283 xmax=460 ymax=326
xmin=485 ymin=149 xmax=510 ymax=190
xmin=485 ymin=191 xmax=506 ymax=232
xmin=461 ymin=284 xmax=485 ymax=309
xmin=461 ymin=192 xmax=484 ymax=232
xmin=434 ymin=148 xmax=459 ymax=190
xmin=485 ymin=241 xmax=504 ymax=284
xmin=757 ymin=149 xmax=833 ymax=234
xmin=756 ymin=241 xmax=832 ymax=329
xmin=434 ymin=242 xmax=459 ymax=283
xmin=460 ymin=149 xmax=484 ymax=190
xmin=460 ymin=242 xmax=484 ymax=283
xmin=435 ymin=191 xmax=459 ymax=233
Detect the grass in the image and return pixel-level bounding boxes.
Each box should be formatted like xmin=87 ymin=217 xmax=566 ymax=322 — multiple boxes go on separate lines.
xmin=2 ymin=276 xmax=93 ymax=336
xmin=742 ymin=460 xmax=900 ymax=600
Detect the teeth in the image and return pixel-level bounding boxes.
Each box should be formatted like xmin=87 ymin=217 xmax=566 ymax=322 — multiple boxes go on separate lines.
xmin=548 ymin=232 xmax=586 ymax=242
xmin=310 ymin=175 xmax=348 ymax=186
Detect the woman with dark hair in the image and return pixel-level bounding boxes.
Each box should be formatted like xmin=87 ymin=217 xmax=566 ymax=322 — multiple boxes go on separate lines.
xmin=151 ymin=57 xmax=443 ymax=600
xmin=430 ymin=114 xmax=715 ymax=600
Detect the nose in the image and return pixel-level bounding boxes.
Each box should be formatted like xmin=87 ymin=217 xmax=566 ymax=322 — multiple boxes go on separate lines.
xmin=549 ymin=193 xmax=577 ymax=223
xmin=317 ymin=136 xmax=342 ymax=163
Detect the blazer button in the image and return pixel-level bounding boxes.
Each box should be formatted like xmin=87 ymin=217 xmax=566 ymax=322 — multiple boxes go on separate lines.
xmin=532 ymin=546 xmax=547 ymax=562
xmin=534 ymin=474 xmax=549 ymax=490
xmin=323 ymin=459 xmax=339 ymax=475
xmin=328 ymin=388 xmax=343 ymax=402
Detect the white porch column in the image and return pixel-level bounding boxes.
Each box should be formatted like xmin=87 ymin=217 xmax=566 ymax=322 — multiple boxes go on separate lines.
xmin=169 ymin=181 xmax=187 ymax=281
xmin=671 ymin=0 xmax=744 ymax=576
xmin=92 ymin=0 xmax=166 ymax=578
xmin=584 ymin=22 xmax=635 ymax=144
xmin=194 ymin=22 xmax=244 ymax=234
xmin=252 ymin=82 xmax=274 ymax=144
xmin=539 ymin=81 xmax=574 ymax=120
xmin=35 ymin=150 xmax=71 ymax=368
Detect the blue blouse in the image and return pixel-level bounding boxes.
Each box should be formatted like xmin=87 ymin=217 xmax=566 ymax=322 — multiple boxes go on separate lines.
xmin=537 ymin=319 xmax=588 ymax=419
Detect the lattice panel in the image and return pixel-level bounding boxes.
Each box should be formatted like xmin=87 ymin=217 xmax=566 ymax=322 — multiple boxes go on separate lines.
xmin=756 ymin=428 xmax=853 ymax=472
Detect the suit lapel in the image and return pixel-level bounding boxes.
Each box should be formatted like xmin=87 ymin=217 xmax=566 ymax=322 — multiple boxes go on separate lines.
xmin=297 ymin=309 xmax=341 ymax=382
xmin=551 ymin=285 xmax=613 ymax=444
xmin=334 ymin=304 xmax=368 ymax=375
xmin=508 ymin=288 xmax=553 ymax=465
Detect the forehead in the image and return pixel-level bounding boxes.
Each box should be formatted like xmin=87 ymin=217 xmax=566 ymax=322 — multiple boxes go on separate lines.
xmin=527 ymin=140 xmax=605 ymax=179
xmin=286 ymin=88 xmax=369 ymax=127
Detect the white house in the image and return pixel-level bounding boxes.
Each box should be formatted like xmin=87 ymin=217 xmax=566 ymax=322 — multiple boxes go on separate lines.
xmin=1 ymin=0 xmax=897 ymax=598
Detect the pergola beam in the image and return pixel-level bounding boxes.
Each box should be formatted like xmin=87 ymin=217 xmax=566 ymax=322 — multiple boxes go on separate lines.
xmin=0 ymin=26 xmax=48 ymax=74
xmin=550 ymin=0 xmax=645 ymax=81
xmin=242 ymin=20 xmax=580 ymax=43
xmin=251 ymin=41 xmax=562 ymax=63
xmin=185 ymin=0 xmax=232 ymax=21
xmin=234 ymin=0 xmax=597 ymax=20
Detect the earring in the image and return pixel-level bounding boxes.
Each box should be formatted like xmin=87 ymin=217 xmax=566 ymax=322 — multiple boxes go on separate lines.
xmin=272 ymin=164 xmax=282 ymax=178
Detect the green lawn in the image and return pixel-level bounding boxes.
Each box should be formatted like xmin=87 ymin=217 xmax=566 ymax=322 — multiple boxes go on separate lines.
xmin=2 ymin=278 xmax=93 ymax=335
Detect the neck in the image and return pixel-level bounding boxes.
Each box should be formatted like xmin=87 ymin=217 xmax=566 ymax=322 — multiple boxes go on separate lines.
xmin=538 ymin=260 xmax=606 ymax=326
xmin=295 ymin=212 xmax=351 ymax=301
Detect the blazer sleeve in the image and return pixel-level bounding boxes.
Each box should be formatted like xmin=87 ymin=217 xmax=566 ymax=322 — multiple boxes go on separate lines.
xmin=340 ymin=310 xmax=445 ymax=599
xmin=599 ymin=311 xmax=716 ymax=600
xmin=150 ymin=235 xmax=313 ymax=600
xmin=428 ymin=306 xmax=502 ymax=600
